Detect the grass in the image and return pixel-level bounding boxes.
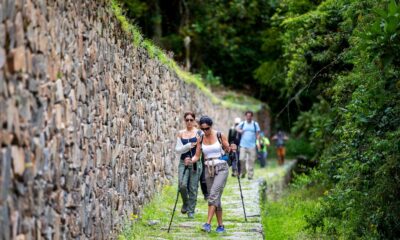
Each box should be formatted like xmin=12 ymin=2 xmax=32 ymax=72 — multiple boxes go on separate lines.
xmin=261 ymin=178 xmax=326 ymax=240
xmin=109 ymin=0 xmax=263 ymax=112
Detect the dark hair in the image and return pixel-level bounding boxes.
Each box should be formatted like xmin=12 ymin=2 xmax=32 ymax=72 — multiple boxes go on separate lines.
xmin=199 ymin=116 xmax=213 ymax=126
xmin=245 ymin=110 xmax=253 ymax=116
xmin=184 ymin=111 xmax=195 ymax=119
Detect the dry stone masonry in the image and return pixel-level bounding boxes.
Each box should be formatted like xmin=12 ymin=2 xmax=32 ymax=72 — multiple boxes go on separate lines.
xmin=0 ymin=0 xmax=242 ymax=239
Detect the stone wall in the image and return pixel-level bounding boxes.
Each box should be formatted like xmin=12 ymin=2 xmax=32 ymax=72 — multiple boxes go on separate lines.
xmin=0 ymin=0 xmax=242 ymax=239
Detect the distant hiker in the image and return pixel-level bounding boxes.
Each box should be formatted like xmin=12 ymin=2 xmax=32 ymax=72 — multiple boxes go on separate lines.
xmin=236 ymin=111 xmax=260 ymax=180
xmin=190 ymin=116 xmax=237 ymax=233
xmin=256 ymin=132 xmax=270 ymax=168
xmin=228 ymin=117 xmax=241 ymax=177
xmin=174 ymin=112 xmax=202 ymax=218
xmin=272 ymin=130 xmax=289 ymax=165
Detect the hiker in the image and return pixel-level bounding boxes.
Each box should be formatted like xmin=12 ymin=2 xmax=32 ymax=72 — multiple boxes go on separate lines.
xmin=228 ymin=117 xmax=242 ymax=176
xmin=236 ymin=111 xmax=260 ymax=180
xmin=272 ymin=130 xmax=289 ymax=165
xmin=194 ymin=119 xmax=208 ymax=200
xmin=190 ymin=116 xmax=237 ymax=233
xmin=256 ymin=132 xmax=270 ymax=168
xmin=174 ymin=112 xmax=202 ymax=218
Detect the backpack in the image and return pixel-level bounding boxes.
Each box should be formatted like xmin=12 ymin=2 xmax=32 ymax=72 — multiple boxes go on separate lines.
xmin=200 ymin=131 xmax=233 ymax=166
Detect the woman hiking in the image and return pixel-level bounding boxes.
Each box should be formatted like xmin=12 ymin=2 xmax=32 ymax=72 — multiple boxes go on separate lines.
xmin=190 ymin=116 xmax=237 ymax=233
xmin=174 ymin=111 xmax=202 ymax=218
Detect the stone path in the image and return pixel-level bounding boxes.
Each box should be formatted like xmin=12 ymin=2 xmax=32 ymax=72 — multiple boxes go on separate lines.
xmin=159 ymin=175 xmax=264 ymax=240
xmin=120 ymin=160 xmax=296 ymax=240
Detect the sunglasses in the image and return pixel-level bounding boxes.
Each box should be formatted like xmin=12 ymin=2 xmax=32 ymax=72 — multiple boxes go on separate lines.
xmin=185 ymin=118 xmax=194 ymax=122
xmin=200 ymin=127 xmax=210 ymax=131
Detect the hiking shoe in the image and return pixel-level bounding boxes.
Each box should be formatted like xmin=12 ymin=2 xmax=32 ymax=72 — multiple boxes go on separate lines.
xmin=248 ymin=177 xmax=253 ymax=180
xmin=216 ymin=225 xmax=225 ymax=233
xmin=240 ymin=174 xmax=246 ymax=179
xmin=202 ymin=223 xmax=211 ymax=233
xmin=181 ymin=205 xmax=187 ymax=214
xmin=188 ymin=212 xmax=194 ymax=219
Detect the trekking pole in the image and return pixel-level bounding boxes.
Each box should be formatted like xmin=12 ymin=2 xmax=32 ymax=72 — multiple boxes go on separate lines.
xmin=236 ymin=153 xmax=247 ymax=222
xmin=167 ymin=166 xmax=188 ymax=233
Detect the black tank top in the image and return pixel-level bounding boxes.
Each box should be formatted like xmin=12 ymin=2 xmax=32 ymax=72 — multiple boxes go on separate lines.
xmin=180 ymin=136 xmax=197 ymax=160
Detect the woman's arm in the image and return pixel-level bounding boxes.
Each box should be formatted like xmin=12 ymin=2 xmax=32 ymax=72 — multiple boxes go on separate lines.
xmin=175 ymin=138 xmax=192 ymax=154
xmin=174 ymin=131 xmax=192 ymax=154
xmin=190 ymin=137 xmax=202 ymax=163
xmin=221 ymin=133 xmax=234 ymax=152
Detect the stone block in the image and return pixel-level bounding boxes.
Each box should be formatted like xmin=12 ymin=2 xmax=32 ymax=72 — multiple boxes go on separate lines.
xmin=31 ymin=54 xmax=46 ymax=77
xmin=15 ymin=12 xmax=24 ymax=47
xmin=0 ymin=47 xmax=5 ymax=69
xmin=55 ymin=79 xmax=64 ymax=102
xmin=0 ymin=24 xmax=5 ymax=49
xmin=7 ymin=46 xmax=26 ymax=73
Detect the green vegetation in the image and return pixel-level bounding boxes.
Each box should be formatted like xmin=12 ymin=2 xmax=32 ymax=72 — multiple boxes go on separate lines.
xmin=268 ymin=0 xmax=400 ymax=238
xmin=262 ymin=176 xmax=325 ymax=240
xmin=285 ymin=137 xmax=315 ymax=159
xmin=110 ymin=0 xmax=263 ymax=112
xmin=117 ymin=0 xmax=272 ymax=89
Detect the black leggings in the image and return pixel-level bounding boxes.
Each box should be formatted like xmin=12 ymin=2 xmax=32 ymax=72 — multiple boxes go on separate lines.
xmin=200 ymin=160 xmax=208 ymax=198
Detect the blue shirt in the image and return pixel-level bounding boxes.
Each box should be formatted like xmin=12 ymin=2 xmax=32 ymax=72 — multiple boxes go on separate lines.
xmin=238 ymin=121 xmax=260 ymax=148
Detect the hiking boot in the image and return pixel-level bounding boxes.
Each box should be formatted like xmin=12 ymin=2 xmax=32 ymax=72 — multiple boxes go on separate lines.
xmin=216 ymin=225 xmax=225 ymax=233
xmin=188 ymin=212 xmax=194 ymax=219
xmin=248 ymin=177 xmax=253 ymax=180
xmin=181 ymin=205 xmax=187 ymax=214
xmin=202 ymin=223 xmax=211 ymax=233
xmin=240 ymin=174 xmax=246 ymax=179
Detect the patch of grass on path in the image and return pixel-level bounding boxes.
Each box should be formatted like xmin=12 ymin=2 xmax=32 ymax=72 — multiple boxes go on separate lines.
xmin=261 ymin=178 xmax=326 ymax=240
xmin=118 ymin=185 xmax=175 ymax=240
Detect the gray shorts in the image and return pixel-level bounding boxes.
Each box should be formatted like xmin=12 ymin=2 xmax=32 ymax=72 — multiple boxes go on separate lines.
xmin=205 ymin=161 xmax=229 ymax=210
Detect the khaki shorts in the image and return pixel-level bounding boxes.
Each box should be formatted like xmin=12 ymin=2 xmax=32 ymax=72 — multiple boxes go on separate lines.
xmin=205 ymin=162 xmax=229 ymax=209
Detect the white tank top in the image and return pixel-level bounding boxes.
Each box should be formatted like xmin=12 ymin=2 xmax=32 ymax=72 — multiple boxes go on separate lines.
xmin=202 ymin=141 xmax=225 ymax=165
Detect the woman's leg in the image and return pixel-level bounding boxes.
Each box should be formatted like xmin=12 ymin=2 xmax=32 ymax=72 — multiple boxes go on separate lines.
xmin=207 ymin=205 xmax=216 ymax=224
xmin=208 ymin=164 xmax=229 ymax=226
xmin=179 ymin=163 xmax=189 ymax=212
xmin=200 ymin=162 xmax=208 ymax=199
xmin=187 ymin=166 xmax=201 ymax=215
xmin=216 ymin=208 xmax=223 ymax=226
xmin=205 ymin=167 xmax=215 ymax=223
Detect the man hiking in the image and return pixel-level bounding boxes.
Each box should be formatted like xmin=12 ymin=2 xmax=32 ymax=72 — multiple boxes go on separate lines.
xmin=236 ymin=111 xmax=260 ymax=180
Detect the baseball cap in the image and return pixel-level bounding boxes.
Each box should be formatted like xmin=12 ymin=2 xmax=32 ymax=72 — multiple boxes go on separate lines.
xmin=234 ymin=117 xmax=241 ymax=124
